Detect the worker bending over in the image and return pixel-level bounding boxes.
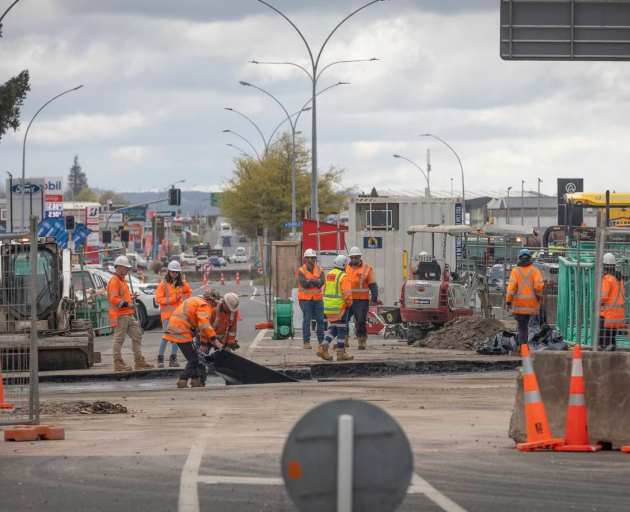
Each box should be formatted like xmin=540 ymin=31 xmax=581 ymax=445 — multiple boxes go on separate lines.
xmin=345 ymin=246 xmax=379 ymax=350
xmin=295 ymin=249 xmax=326 ymax=350
xmin=600 ymin=253 xmax=625 ymax=351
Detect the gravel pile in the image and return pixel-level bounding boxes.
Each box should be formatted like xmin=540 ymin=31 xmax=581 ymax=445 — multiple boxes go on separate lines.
xmin=36 ymin=401 xmax=128 ymax=415
xmin=422 ymin=316 xmax=505 ymax=351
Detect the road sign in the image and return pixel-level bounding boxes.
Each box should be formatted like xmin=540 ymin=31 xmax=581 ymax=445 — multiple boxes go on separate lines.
xmin=210 ymin=192 xmax=223 ymax=207
xmin=501 ymin=0 xmax=630 ymax=61
xmin=203 ymin=262 xmax=212 ymax=273
xmin=281 ymin=399 xmax=413 ymax=512
xmin=283 ymin=221 xmax=303 ymax=228
xmin=157 ymin=211 xmax=176 ymax=218
xmin=363 ymin=236 xmax=382 ymax=249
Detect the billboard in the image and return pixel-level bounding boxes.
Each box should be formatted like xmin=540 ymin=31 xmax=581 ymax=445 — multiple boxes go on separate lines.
xmin=6 ymin=178 xmax=45 ymax=232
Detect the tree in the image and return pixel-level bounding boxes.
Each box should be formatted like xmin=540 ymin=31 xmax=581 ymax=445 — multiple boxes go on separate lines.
xmin=98 ymin=190 xmax=131 ymax=207
xmin=67 ymin=156 xmax=88 ymax=197
xmin=74 ymin=187 xmax=98 ymax=202
xmin=370 ymin=187 xmax=379 ymax=197
xmin=221 ymin=132 xmax=348 ymax=240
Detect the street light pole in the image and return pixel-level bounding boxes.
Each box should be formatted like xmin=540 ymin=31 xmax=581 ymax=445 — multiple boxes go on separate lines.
xmin=507 ymin=187 xmax=512 ymax=224
xmin=225 ymin=108 xmax=269 ymax=157
xmin=255 ymin=0 xmax=385 ymax=219
xmin=521 ymin=180 xmax=525 ymax=226
xmin=20 ymin=85 xmax=83 ymax=231
xmin=392 ymin=155 xmax=430 ymax=197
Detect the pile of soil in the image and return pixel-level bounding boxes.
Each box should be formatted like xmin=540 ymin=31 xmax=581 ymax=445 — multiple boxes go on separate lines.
xmin=423 ymin=316 xmax=505 ymax=351
xmin=11 ymin=401 xmax=129 ymax=416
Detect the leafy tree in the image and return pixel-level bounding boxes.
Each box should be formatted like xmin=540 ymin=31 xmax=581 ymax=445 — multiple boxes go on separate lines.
xmin=67 ymin=156 xmax=88 ymax=197
xmin=74 ymin=187 xmax=98 ymax=202
xmin=370 ymin=187 xmax=379 ymax=197
xmin=98 ymin=190 xmax=131 ymax=207
xmin=221 ymin=131 xmax=348 ymax=240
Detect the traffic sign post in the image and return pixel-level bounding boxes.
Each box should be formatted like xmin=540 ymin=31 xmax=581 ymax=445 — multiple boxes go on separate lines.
xmin=203 ymin=262 xmax=212 ymax=273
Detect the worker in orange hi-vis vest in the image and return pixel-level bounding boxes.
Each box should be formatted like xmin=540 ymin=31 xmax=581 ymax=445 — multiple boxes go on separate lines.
xmin=295 ymin=249 xmax=326 ymax=350
xmin=599 ymin=253 xmax=625 ymax=351
xmin=345 ymin=246 xmax=379 ymax=351
xmin=107 ymin=256 xmax=154 ymax=372
xmin=505 ymin=249 xmax=544 ymax=346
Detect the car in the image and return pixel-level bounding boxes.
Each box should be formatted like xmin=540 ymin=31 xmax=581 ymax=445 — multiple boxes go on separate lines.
xmin=230 ymin=254 xmax=248 ymax=264
xmin=180 ymin=253 xmax=196 ymax=267
xmin=239 ymin=236 xmax=248 ymax=243
xmin=235 ymin=246 xmax=247 ymax=256
xmin=218 ymin=257 xmax=228 ymax=267
xmin=195 ymin=255 xmax=209 ymax=271
xmin=209 ymin=257 xmax=221 ymax=267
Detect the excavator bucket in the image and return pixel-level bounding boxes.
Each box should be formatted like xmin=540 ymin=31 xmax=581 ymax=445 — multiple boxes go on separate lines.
xmin=201 ymin=350 xmax=297 ymax=385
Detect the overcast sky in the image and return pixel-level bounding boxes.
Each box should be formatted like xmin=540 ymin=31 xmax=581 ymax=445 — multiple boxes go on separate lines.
xmin=1 ymin=0 xmax=629 ymax=197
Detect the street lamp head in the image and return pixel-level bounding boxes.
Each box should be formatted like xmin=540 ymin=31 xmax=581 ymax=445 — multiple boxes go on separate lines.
xmin=338 ymin=81 xmax=351 ymax=85
xmin=225 ymin=107 xmax=233 ymax=111
xmin=222 ymin=129 xmax=231 ymax=133
xmin=239 ymin=81 xmax=252 ymax=87
xmin=370 ymin=58 xmax=379 ymax=61
xmin=72 ymin=85 xmax=84 ymax=91
xmin=302 ymin=107 xmax=312 ymax=112
xmin=393 ymin=154 xmax=401 ymax=158
xmin=249 ymin=60 xmax=259 ymax=64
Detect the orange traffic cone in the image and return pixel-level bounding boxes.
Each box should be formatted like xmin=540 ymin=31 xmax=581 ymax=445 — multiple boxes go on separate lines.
xmin=237 ymin=309 xmax=243 ymax=321
xmin=622 ymin=446 xmax=630 ymax=453
xmin=203 ymin=273 xmax=207 ymax=286
xmin=554 ymin=345 xmax=600 ymax=452
xmin=517 ymin=344 xmax=564 ymax=452
xmin=220 ymin=272 xmax=225 ymax=286
xmin=236 ymin=271 xmax=241 ymax=286
xmin=0 ymin=355 xmax=14 ymax=410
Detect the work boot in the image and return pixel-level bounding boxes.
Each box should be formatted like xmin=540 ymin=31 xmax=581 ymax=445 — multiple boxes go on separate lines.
xmin=134 ymin=356 xmax=155 ymax=370
xmin=336 ymin=348 xmax=354 ymax=362
xmin=169 ymin=355 xmax=180 ymax=368
xmin=114 ymin=359 xmax=133 ymax=372
xmin=303 ymin=342 xmax=312 ymax=349
xmin=157 ymin=355 xmax=165 ymax=368
xmin=344 ymin=335 xmax=350 ymax=349
xmin=190 ymin=378 xmax=202 ymax=388
xmin=358 ymin=337 xmax=367 ymax=351
xmin=177 ymin=379 xmax=188 ymax=388
xmin=316 ymin=343 xmax=333 ymax=362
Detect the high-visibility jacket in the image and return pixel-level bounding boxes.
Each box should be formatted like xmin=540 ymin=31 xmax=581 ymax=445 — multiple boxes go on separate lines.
xmin=155 ymin=279 xmax=192 ymax=322
xmin=323 ymin=268 xmax=353 ymax=322
xmin=163 ymin=297 xmax=217 ymax=344
xmin=210 ymin=301 xmax=238 ymax=346
xmin=295 ymin=264 xmax=325 ymax=301
xmin=107 ymin=273 xmax=135 ymax=327
xmin=601 ymin=274 xmax=625 ymax=329
xmin=505 ymin=264 xmax=544 ymax=315
xmin=345 ymin=262 xmax=376 ymax=300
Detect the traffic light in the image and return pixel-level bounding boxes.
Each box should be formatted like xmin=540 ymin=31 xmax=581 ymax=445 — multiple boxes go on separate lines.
xmin=102 ymin=230 xmax=112 ymax=244
xmin=168 ymin=188 xmax=181 ymax=206
xmin=120 ymin=230 xmax=130 ymax=243
xmin=65 ymin=215 xmax=75 ymax=230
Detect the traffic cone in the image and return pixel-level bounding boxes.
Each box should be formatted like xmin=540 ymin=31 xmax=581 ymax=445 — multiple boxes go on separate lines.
xmin=0 ymin=355 xmax=14 ymax=410
xmin=203 ymin=273 xmax=207 ymax=286
xmin=237 ymin=309 xmax=243 ymax=321
xmin=220 ymin=272 xmax=225 ymax=286
xmin=622 ymin=446 xmax=630 ymax=453
xmin=554 ymin=345 xmax=601 ymax=452
xmin=516 ymin=344 xmax=564 ymax=452
xmin=236 ymin=271 xmax=241 ymax=286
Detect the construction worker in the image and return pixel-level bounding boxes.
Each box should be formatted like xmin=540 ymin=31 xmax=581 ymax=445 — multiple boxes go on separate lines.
xmin=163 ymin=290 xmax=222 ymax=388
xmin=107 ymin=256 xmax=154 ymax=371
xmin=319 ymin=254 xmax=354 ymax=362
xmin=505 ymin=249 xmax=544 ymax=346
xmin=295 ymin=248 xmax=326 ymax=350
xmin=599 ymin=253 xmax=625 ymax=351
xmin=345 ymin=246 xmax=379 ymax=350
xmin=155 ymin=260 xmax=192 ymax=368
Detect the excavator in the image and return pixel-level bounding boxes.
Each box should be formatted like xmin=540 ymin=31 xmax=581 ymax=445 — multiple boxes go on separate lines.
xmin=0 ymin=236 xmax=100 ymax=370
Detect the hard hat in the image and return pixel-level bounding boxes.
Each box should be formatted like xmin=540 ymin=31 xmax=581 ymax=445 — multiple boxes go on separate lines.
xmin=603 ymin=253 xmax=616 ymax=265
xmin=419 ymin=251 xmax=428 ymax=256
xmin=202 ymin=288 xmax=220 ymax=303
xmin=114 ymin=256 xmax=132 ymax=268
xmin=348 ymin=246 xmax=362 ymax=257
xmin=223 ymin=292 xmax=239 ymax=312
xmin=518 ymin=249 xmax=532 ymax=259
xmin=333 ymin=254 xmax=348 ymax=269
xmin=304 ymin=249 xmax=317 ymax=258
xmin=167 ymin=260 xmax=182 ymax=272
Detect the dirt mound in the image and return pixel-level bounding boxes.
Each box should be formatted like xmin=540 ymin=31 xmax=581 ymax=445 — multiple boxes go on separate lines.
xmin=10 ymin=401 xmax=128 ymax=416
xmin=423 ymin=316 xmax=505 ymax=351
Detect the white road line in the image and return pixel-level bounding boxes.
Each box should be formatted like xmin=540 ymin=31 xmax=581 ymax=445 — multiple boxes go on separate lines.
xmin=245 ymin=328 xmax=267 ymax=358
xmin=249 ymin=279 xmax=253 ymax=287
xmin=250 ymin=286 xmax=258 ymax=300
xmin=408 ymin=473 xmax=468 ymax=512
xmin=178 ymin=438 xmax=208 ymax=512
xmin=198 ymin=476 xmax=283 ymax=486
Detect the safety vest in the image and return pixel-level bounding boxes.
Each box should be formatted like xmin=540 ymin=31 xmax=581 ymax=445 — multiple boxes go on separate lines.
xmin=506 ymin=265 xmax=544 ymax=315
xmin=211 ymin=300 xmax=238 ymax=345
xmin=601 ymin=274 xmax=625 ymax=329
xmin=324 ymin=268 xmax=352 ymax=322
xmin=296 ymin=264 xmax=324 ymax=301
xmin=345 ymin=262 xmax=374 ymax=300
xmin=107 ymin=273 xmax=135 ymax=327
xmin=163 ymin=297 xmax=217 ymax=344
xmin=155 ymin=279 xmax=192 ymax=322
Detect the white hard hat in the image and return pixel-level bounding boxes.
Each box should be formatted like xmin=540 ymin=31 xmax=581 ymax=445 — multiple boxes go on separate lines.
xmin=167 ymin=260 xmax=182 ymax=272
xmin=304 ymin=249 xmax=317 ymax=258
xmin=603 ymin=253 xmax=616 ymax=265
xmin=333 ymin=254 xmax=348 ymax=269
xmin=114 ymin=256 xmax=132 ymax=268
xmin=348 ymin=246 xmax=362 ymax=257
xmin=419 ymin=251 xmax=428 ymax=256
xmin=223 ymin=292 xmax=239 ymax=312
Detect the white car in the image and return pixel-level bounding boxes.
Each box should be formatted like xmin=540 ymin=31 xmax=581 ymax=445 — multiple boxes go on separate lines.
xmin=230 ymin=254 xmax=248 ymax=264
xmin=218 ymin=257 xmax=228 ymax=267
xmin=195 ymin=255 xmax=209 ymax=271
xmin=180 ymin=253 xmax=196 ymax=267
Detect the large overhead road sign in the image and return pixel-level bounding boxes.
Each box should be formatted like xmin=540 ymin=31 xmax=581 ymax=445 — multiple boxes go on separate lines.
xmin=501 ymin=0 xmax=630 ymax=61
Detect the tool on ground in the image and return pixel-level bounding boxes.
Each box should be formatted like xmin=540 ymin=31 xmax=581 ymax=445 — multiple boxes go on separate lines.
xmin=273 ymin=297 xmax=295 ymax=340
xmin=554 ymin=344 xmax=601 ymax=452
xmin=0 ymin=355 xmax=14 ymax=410
xmin=201 ymin=350 xmax=297 ymax=385
xmin=517 ymin=344 xmax=565 ymax=452
xmin=255 ymin=321 xmax=274 ymax=330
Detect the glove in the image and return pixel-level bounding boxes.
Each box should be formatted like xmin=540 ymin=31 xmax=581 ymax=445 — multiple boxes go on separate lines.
xmin=308 ymin=279 xmax=320 ymax=288
xmin=224 ymin=345 xmax=233 ymax=353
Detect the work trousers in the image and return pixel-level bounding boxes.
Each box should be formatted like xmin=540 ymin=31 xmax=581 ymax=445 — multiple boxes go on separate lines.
xmin=112 ymin=314 xmax=143 ymax=360
xmin=599 ymin=316 xmax=619 ymax=351
xmin=177 ymin=341 xmax=201 ymax=381
xmin=300 ymin=299 xmax=325 ymax=343
xmin=513 ymin=313 xmax=533 ymax=345
xmin=158 ymin=319 xmax=179 ymax=357
xmin=325 ymin=309 xmax=350 ymax=349
xmin=349 ymin=299 xmax=370 ymax=338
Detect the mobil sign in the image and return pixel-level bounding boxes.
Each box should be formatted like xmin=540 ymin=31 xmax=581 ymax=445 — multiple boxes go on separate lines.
xmin=44 ymin=178 xmax=63 ymax=194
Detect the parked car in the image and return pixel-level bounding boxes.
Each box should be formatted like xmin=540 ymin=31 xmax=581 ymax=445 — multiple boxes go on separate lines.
xmin=209 ymin=257 xmax=221 ymax=267
xmin=238 ymin=236 xmax=248 ymax=243
xmin=218 ymin=257 xmax=228 ymax=267
xmin=180 ymin=253 xmax=197 ymax=267
xmin=196 ymin=255 xmax=209 ymax=271
xmin=230 ymin=254 xmax=248 ymax=264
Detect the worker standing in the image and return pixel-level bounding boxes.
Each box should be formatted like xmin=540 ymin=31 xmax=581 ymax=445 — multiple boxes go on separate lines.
xmin=505 ymin=249 xmax=544 ymax=346
xmin=599 ymin=253 xmax=625 ymax=351
xmin=107 ymin=256 xmax=154 ymax=371
xmin=345 ymin=246 xmax=379 ymax=350
xmin=162 ymin=290 xmax=222 ymax=388
xmin=295 ymin=249 xmax=326 ymax=350
xmin=319 ymin=254 xmax=354 ymax=362
xmin=155 ymin=260 xmax=192 ymax=368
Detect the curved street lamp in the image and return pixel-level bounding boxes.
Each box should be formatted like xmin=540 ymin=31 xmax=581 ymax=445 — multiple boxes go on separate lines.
xmin=222 ymin=129 xmax=261 ymax=160
xmin=226 ymin=143 xmax=254 ymax=159
xmin=21 ymin=85 xmax=84 ymax=231
xmin=254 ymin=0 xmax=386 ymax=219
xmin=225 ymin=108 xmax=268 ymax=157
xmin=393 ymin=155 xmax=430 ymax=197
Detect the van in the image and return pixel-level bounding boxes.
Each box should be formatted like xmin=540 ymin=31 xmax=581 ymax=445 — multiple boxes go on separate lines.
xmin=235 ymin=247 xmax=246 ymax=256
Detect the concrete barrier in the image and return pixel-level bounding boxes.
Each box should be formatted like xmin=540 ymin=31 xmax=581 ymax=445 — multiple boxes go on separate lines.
xmin=509 ymin=351 xmax=630 ymax=449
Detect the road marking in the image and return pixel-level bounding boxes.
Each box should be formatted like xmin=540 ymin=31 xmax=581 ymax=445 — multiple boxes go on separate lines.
xmin=249 ymin=279 xmax=253 ymax=287
xmin=178 ymin=437 xmax=207 ymax=512
xmin=198 ymin=475 xmax=283 ymax=485
xmin=250 ymin=287 xmax=258 ymax=300
xmin=408 ymin=473 xmax=468 ymax=511
xmin=245 ymin=329 xmax=267 ymax=358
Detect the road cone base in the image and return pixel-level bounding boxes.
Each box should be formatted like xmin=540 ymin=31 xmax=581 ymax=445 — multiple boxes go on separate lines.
xmin=517 ymin=438 xmax=565 ymax=452
xmin=4 ymin=425 xmax=65 ymax=442
xmin=621 ymin=446 xmax=630 ymax=453
xmin=0 ymin=404 xmax=14 ymax=410
xmin=554 ymin=444 xmax=601 ymax=452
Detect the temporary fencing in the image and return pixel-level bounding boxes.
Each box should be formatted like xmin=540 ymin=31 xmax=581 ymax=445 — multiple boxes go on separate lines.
xmin=0 ymin=217 xmax=41 ymax=426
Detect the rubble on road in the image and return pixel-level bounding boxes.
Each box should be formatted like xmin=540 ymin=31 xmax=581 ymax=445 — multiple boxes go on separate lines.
xmin=35 ymin=401 xmax=129 ymax=415
xmin=422 ymin=316 xmax=506 ymax=351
